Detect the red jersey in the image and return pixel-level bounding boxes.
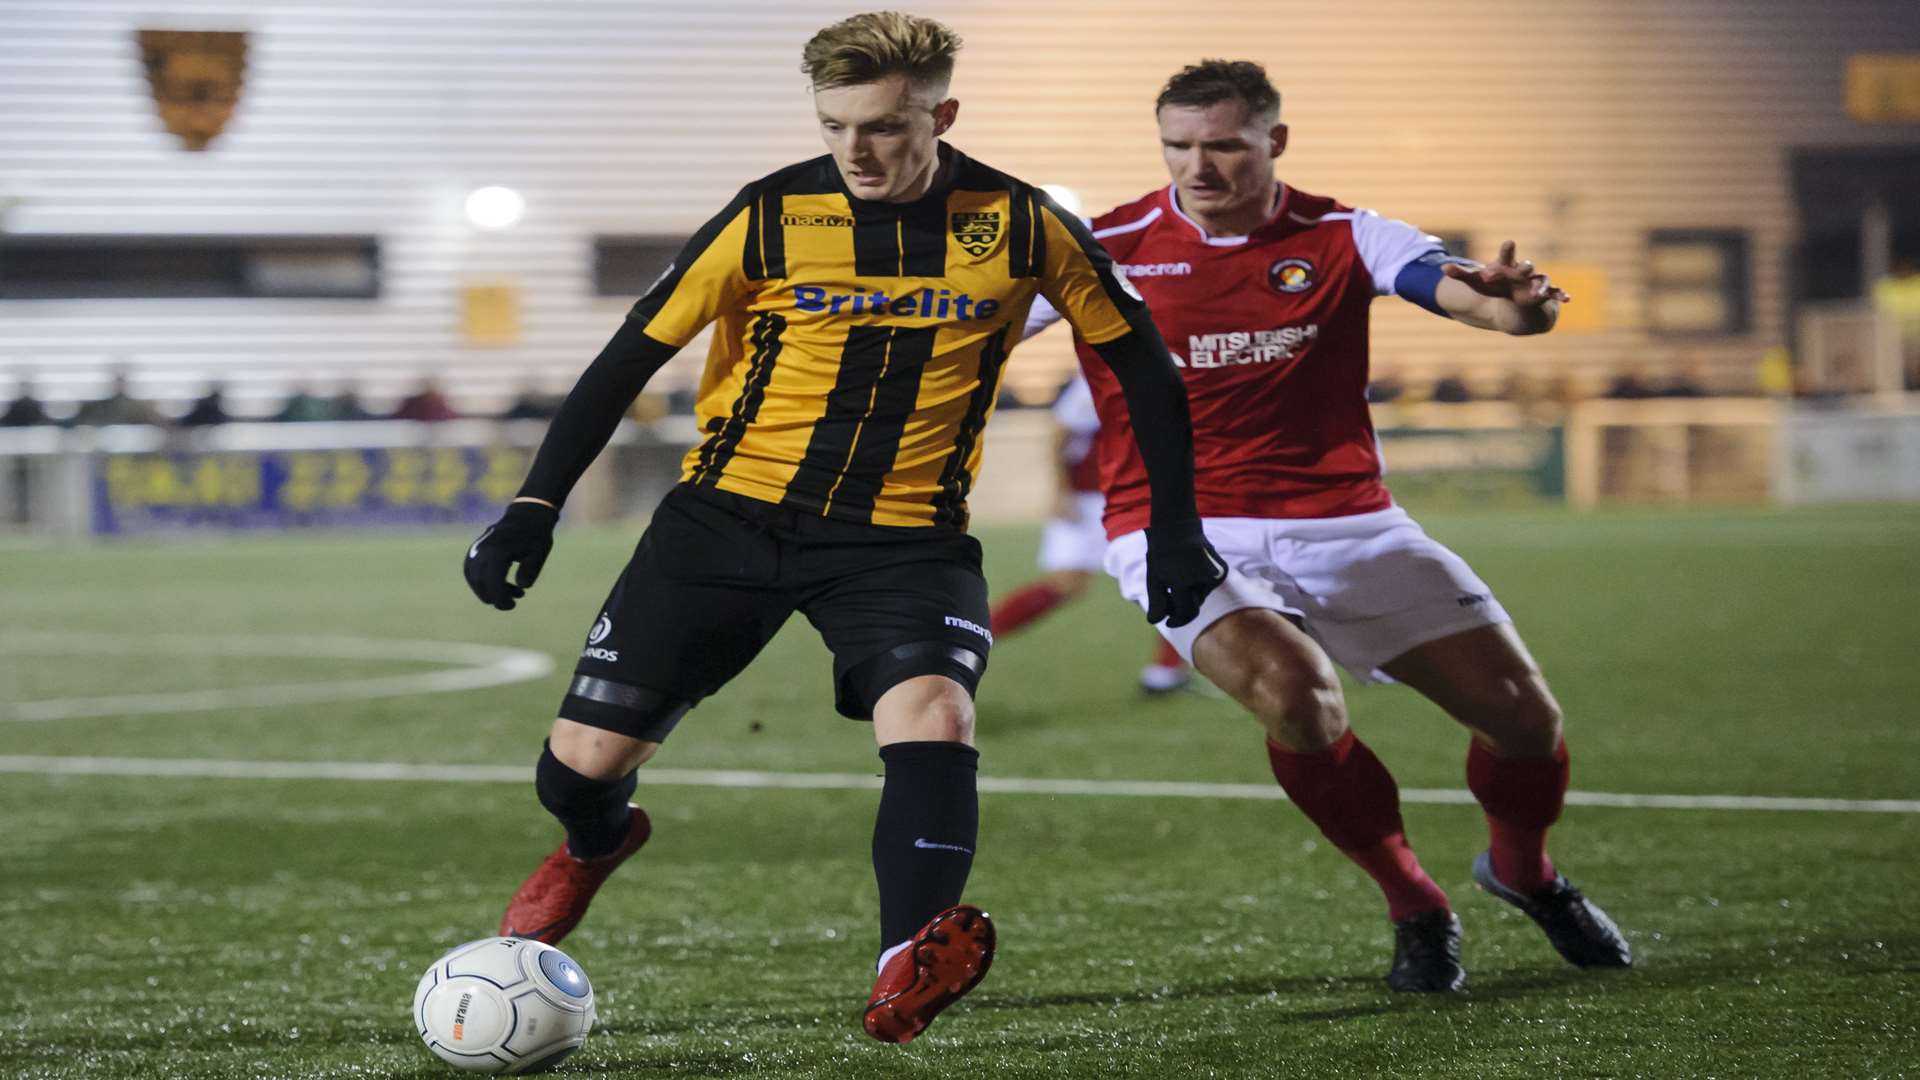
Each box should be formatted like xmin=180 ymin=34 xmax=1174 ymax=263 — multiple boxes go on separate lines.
xmin=1027 ymin=184 xmax=1442 ymax=537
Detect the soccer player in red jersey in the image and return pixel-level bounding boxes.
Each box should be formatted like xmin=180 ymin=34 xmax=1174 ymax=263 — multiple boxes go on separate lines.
xmin=1025 ymin=60 xmax=1630 ymax=991
xmin=989 ymin=374 xmax=1191 ymax=694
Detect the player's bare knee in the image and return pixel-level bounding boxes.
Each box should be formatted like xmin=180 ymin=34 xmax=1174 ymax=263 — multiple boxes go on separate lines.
xmin=919 ymin=696 xmax=976 ymax=744
xmin=1250 ymin=660 xmax=1347 ymax=750
xmin=548 ymin=717 xmax=659 ymax=779
xmin=1509 ymin=676 xmax=1564 ymax=753
xmin=1465 ymin=674 xmax=1562 ymax=758
xmin=1206 ymin=643 xmax=1344 ymax=746
xmin=872 ymin=675 xmax=977 ymax=746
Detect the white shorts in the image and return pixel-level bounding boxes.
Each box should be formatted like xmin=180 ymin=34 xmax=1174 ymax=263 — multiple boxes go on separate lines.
xmin=1104 ymin=506 xmax=1512 ymax=683
xmin=1038 ymin=492 xmax=1107 ymax=574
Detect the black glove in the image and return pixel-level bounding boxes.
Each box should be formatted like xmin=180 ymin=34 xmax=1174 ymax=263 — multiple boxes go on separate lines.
xmin=1144 ymin=518 xmax=1227 ymax=628
xmin=463 ymin=501 xmax=559 ymax=611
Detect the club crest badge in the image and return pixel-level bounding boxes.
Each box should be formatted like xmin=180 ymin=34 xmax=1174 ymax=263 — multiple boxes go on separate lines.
xmin=1269 ymin=258 xmax=1316 ymax=294
xmin=138 ymin=29 xmax=249 ymax=151
xmin=951 ymin=212 xmax=1003 ymax=257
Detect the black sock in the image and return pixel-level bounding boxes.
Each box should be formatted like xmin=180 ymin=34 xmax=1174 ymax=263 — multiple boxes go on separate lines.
xmin=873 ymin=741 xmax=979 ymax=951
xmin=535 ymin=740 xmax=638 ymax=859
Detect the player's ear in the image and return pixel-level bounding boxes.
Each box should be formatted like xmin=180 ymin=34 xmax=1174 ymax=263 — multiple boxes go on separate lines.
xmin=932 ymin=98 xmax=959 ymax=136
xmin=1269 ymin=123 xmax=1289 ymax=160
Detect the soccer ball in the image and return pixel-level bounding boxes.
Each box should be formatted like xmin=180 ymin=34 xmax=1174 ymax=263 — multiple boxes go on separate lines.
xmin=413 ymin=936 xmax=596 ymax=1074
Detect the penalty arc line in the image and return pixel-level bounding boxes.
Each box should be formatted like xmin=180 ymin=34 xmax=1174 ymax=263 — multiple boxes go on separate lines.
xmin=0 ymin=633 xmax=555 ymax=721
xmin=0 ymin=755 xmax=1914 ymax=815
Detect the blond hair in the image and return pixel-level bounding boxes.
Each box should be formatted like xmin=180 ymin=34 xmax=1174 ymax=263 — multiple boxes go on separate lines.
xmin=800 ymin=11 xmax=962 ymax=92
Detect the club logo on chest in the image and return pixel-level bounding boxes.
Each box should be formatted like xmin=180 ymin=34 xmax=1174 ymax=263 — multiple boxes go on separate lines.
xmin=951 ymin=212 xmax=1003 ymax=257
xmin=1269 ymin=258 xmax=1316 ymax=294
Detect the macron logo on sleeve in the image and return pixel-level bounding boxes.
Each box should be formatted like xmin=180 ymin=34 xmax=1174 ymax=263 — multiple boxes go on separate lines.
xmin=944 ymin=615 xmax=993 ymax=645
xmin=1117 ymin=261 xmax=1192 ymax=277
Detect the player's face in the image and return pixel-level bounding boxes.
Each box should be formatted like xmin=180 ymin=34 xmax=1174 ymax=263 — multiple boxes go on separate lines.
xmin=1157 ymin=99 xmax=1286 ymax=224
xmin=814 ymin=74 xmax=959 ymax=203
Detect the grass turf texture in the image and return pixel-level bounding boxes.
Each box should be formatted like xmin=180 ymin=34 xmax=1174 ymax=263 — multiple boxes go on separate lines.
xmin=2 ymin=504 xmax=1916 ymax=1078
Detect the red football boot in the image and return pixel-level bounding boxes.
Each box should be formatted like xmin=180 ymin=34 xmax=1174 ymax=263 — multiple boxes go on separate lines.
xmin=863 ymin=905 xmax=996 ymax=1044
xmin=499 ymin=806 xmax=652 ymax=945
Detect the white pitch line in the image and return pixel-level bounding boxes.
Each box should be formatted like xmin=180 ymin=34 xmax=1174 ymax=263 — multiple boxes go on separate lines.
xmin=0 ymin=755 xmax=1914 ymax=814
xmin=0 ymin=633 xmax=554 ymax=721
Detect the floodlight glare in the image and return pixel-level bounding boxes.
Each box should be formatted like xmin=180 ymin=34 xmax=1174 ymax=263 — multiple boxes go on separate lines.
xmin=465 ymin=185 xmax=526 ymax=230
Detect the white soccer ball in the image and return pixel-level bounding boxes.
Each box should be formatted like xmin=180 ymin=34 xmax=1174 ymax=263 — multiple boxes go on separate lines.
xmin=413 ymin=936 xmax=596 ymax=1074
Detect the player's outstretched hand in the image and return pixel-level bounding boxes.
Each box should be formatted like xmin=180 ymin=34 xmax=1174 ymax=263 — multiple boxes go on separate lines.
xmin=1442 ymin=240 xmax=1570 ymax=307
xmin=1144 ymin=519 xmax=1227 ymax=628
xmin=464 ymin=501 xmax=559 ymax=611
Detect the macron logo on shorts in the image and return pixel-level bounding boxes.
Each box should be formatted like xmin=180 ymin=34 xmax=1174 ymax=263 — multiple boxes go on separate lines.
xmin=944 ymin=615 xmax=993 ymax=645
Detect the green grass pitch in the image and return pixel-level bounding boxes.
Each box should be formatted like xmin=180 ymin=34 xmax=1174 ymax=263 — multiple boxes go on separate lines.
xmin=2 ymin=504 xmax=1917 ymax=1078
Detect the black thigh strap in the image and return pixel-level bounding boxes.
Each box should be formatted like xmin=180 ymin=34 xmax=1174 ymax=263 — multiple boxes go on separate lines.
xmin=842 ymin=642 xmax=988 ymax=719
xmin=560 ymin=675 xmax=693 ymax=743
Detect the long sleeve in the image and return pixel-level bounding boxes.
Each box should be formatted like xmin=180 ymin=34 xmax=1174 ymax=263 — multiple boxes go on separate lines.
xmin=515 ymin=319 xmax=679 ymax=507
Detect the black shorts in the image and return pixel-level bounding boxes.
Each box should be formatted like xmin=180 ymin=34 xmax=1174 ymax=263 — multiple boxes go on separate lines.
xmin=558 ymin=484 xmax=991 ymax=741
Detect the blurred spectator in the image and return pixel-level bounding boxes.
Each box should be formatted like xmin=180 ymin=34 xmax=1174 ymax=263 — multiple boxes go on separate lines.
xmin=665 ymin=387 xmax=697 ymax=416
xmin=1 ymin=379 xmax=51 ymax=427
xmin=1430 ymin=371 xmax=1473 ymax=403
xmin=1496 ymin=370 xmax=1546 ymax=413
xmin=177 ymin=382 xmax=231 ymax=427
xmin=272 ymin=384 xmax=335 ymax=422
xmin=1874 ymin=257 xmax=1920 ymax=390
xmin=1658 ymin=360 xmax=1709 ymax=398
xmin=1540 ymin=373 xmax=1576 ymax=406
xmin=73 ymin=370 xmax=160 ymax=426
xmin=1871 ymin=256 xmax=1920 ymax=323
xmin=499 ymin=381 xmax=560 ymax=421
xmin=1366 ymin=374 xmax=1404 ymax=403
xmin=1756 ymin=345 xmax=1794 ymax=397
xmin=1602 ymin=366 xmax=1656 ymax=400
xmin=391 ymin=378 xmax=458 ymax=422
xmin=329 ymin=388 xmax=374 ymax=421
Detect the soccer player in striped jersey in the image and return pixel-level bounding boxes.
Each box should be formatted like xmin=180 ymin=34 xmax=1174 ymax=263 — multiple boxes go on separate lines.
xmin=1026 ymin=60 xmax=1630 ymax=992
xmin=461 ymin=13 xmax=1225 ymax=1043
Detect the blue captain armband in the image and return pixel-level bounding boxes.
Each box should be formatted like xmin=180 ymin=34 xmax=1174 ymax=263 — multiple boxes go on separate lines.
xmin=1393 ymin=250 xmax=1479 ymax=318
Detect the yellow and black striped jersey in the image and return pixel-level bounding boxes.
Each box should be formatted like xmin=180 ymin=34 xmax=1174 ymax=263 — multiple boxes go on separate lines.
xmin=627 ymin=144 xmax=1146 ymax=529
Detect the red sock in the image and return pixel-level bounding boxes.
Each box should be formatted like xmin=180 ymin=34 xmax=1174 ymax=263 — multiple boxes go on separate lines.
xmin=989 ymin=582 xmax=1066 ymax=636
xmin=1465 ymin=739 xmax=1569 ymax=893
xmin=1267 ymin=731 xmax=1450 ymax=921
xmin=1151 ymin=637 xmax=1184 ymax=669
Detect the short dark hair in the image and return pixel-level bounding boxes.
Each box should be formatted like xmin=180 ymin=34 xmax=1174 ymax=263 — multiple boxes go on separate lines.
xmin=1155 ymin=60 xmax=1280 ymax=123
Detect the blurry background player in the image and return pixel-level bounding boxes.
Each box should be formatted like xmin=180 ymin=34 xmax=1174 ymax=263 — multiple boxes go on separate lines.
xmin=461 ymin=13 xmax=1223 ymax=1045
xmin=989 ymin=373 xmax=1190 ymax=694
xmin=1027 ymin=60 xmax=1630 ymax=993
